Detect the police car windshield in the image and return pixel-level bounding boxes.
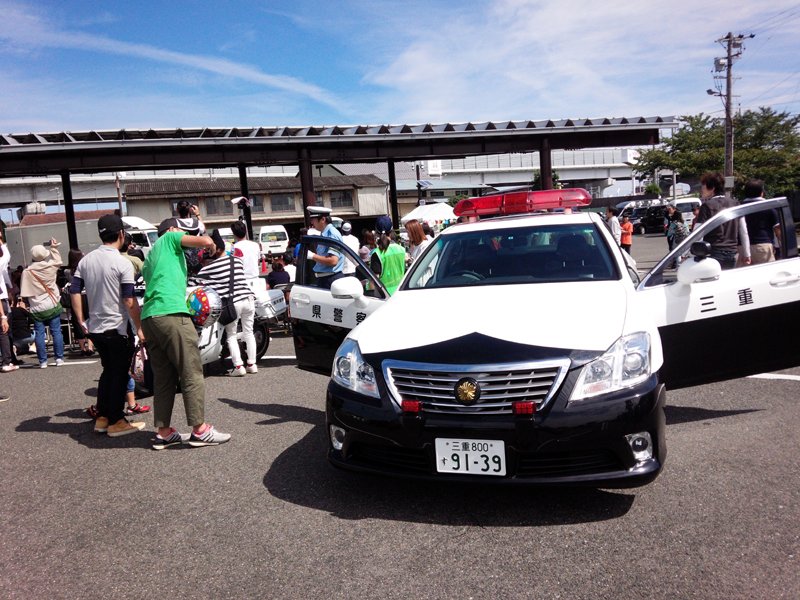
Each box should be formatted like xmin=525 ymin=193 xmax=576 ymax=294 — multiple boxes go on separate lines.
xmin=405 ymin=223 xmax=618 ymax=289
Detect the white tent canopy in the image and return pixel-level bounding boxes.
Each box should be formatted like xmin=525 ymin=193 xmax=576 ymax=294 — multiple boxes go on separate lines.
xmin=400 ymin=202 xmax=456 ymax=225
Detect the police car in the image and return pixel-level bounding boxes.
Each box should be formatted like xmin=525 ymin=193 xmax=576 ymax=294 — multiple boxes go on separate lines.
xmin=290 ymin=190 xmax=800 ymax=487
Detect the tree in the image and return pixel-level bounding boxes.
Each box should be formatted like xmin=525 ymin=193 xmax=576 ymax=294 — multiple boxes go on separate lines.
xmin=530 ymin=169 xmax=560 ymax=190
xmin=635 ymin=108 xmax=800 ymax=197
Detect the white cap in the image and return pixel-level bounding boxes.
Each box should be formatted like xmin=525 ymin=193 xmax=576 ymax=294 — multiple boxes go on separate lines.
xmin=307 ymin=206 xmax=332 ymax=217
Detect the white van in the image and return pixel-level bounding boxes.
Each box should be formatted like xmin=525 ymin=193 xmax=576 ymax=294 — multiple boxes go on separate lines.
xmin=259 ymin=225 xmax=289 ymax=256
xmin=671 ymin=198 xmax=701 ymax=228
xmin=121 ymin=216 xmax=159 ymax=257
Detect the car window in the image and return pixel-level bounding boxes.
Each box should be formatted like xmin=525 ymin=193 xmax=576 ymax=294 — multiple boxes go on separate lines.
xmin=297 ymin=239 xmax=386 ymax=299
xmin=404 ymin=224 xmax=619 ymax=289
xmin=642 ymin=203 xmax=793 ymax=288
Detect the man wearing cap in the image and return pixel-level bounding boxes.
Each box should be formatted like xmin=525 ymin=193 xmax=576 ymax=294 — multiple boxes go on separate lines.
xmin=340 ymin=222 xmax=359 ymax=275
xmin=141 ymin=219 xmax=231 ymax=449
xmin=306 ymin=206 xmax=345 ymax=289
xmin=69 ymin=215 xmax=146 ymax=437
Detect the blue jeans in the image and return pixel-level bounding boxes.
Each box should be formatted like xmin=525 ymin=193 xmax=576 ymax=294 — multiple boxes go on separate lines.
xmin=33 ymin=314 xmax=64 ymax=365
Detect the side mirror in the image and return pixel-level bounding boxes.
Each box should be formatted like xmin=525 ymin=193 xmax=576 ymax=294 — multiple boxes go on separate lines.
xmin=677 ymin=248 xmax=721 ymax=284
xmin=330 ymin=276 xmax=369 ymax=309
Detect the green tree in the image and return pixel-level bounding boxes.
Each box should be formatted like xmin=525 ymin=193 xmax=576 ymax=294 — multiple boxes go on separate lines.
xmin=530 ymin=169 xmax=560 ymax=190
xmin=635 ymin=108 xmax=800 ymax=197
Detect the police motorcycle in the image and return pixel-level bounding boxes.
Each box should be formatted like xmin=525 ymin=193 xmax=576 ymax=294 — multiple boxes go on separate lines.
xmin=131 ymin=275 xmax=287 ymax=395
xmin=187 ymin=279 xmax=287 ymax=368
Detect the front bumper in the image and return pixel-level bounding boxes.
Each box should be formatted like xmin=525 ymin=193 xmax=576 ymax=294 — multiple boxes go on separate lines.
xmin=326 ymin=374 xmax=666 ymax=488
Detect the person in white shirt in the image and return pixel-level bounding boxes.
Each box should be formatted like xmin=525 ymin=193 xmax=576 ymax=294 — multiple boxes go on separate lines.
xmin=340 ymin=222 xmax=360 ymax=274
xmin=231 ymin=220 xmax=263 ymax=291
xmin=605 ymin=207 xmax=622 ymax=246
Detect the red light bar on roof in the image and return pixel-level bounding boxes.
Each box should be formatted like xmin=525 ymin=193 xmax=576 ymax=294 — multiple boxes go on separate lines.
xmin=453 ymin=188 xmax=592 ymax=217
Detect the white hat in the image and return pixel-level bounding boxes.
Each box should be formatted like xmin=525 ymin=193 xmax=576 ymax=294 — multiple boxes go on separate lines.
xmin=307 ymin=206 xmax=332 ymax=217
xmin=30 ymin=245 xmax=49 ymax=262
xmin=342 ymin=222 xmax=352 ymax=233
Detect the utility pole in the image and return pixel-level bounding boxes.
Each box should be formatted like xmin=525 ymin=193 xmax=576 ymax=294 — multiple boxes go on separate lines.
xmin=710 ymin=32 xmax=754 ymax=196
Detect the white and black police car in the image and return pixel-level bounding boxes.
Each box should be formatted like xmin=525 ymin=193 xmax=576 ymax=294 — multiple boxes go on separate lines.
xmin=290 ymin=189 xmax=800 ymax=487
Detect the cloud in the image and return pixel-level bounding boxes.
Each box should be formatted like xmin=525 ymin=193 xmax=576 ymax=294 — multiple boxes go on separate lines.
xmin=354 ymin=0 xmax=800 ymax=123
xmin=0 ymin=0 xmax=346 ymax=113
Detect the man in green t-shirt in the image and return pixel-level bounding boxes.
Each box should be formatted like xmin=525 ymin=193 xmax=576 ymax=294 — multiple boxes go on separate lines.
xmin=141 ymin=218 xmax=232 ymax=450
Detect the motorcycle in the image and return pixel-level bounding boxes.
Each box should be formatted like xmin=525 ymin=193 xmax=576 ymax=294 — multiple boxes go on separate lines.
xmin=133 ymin=277 xmax=288 ymax=397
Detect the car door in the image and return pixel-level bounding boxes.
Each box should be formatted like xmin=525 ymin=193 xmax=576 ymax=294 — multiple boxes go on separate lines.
xmin=290 ymin=236 xmax=388 ymax=374
xmin=637 ymin=198 xmax=800 ymax=389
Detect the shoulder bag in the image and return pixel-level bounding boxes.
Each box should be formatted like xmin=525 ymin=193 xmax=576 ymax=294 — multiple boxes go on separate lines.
xmin=217 ymin=257 xmax=238 ymax=326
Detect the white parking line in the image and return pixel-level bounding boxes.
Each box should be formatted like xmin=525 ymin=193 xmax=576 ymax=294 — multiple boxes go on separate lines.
xmin=748 ymin=373 xmax=800 ymax=382
xmin=261 ymin=355 xmax=296 ymax=360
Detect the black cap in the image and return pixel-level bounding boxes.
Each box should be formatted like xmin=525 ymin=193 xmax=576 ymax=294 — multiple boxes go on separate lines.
xmin=98 ymin=214 xmax=129 ymax=235
xmin=157 ymin=218 xmax=178 ymax=237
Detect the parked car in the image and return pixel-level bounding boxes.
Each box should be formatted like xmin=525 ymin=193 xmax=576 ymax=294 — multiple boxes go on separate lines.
xmin=289 ymin=191 xmax=800 ymax=487
xmin=639 ymin=205 xmax=668 ymax=234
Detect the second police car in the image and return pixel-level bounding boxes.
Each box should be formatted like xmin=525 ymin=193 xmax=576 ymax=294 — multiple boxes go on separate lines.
xmin=290 ymin=189 xmax=800 ymax=487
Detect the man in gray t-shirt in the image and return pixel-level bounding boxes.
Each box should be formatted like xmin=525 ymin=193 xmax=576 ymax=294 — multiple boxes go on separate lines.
xmin=69 ymin=214 xmax=146 ymax=438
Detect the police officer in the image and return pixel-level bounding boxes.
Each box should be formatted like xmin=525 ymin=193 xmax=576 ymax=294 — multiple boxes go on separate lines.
xmin=306 ymin=206 xmax=345 ymax=289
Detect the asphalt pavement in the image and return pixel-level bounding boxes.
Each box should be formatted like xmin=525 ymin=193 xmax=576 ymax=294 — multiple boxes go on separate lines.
xmin=0 ymin=234 xmax=798 ymax=599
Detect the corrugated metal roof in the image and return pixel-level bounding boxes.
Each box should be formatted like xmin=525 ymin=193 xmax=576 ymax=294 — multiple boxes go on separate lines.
xmin=0 ymin=117 xmax=676 ymax=178
xmin=0 ymin=117 xmax=673 ymax=146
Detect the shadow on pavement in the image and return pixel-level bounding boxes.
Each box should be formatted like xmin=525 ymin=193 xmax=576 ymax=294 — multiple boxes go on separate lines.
xmin=219 ymin=397 xmax=636 ymax=527
xmin=15 ymin=409 xmax=151 ymax=449
xmin=665 ymin=405 xmax=760 ymax=426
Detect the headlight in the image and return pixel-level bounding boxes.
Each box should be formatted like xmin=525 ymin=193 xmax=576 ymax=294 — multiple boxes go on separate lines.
xmin=570 ymin=332 xmax=651 ymax=401
xmin=332 ymin=338 xmax=380 ymax=398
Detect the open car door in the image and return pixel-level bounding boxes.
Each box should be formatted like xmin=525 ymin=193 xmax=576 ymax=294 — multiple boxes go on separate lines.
xmin=290 ymin=236 xmax=389 ymax=374
xmin=637 ymin=197 xmax=800 ymax=389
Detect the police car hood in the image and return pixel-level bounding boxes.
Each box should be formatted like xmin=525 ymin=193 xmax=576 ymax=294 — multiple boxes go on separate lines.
xmin=352 ymin=282 xmax=630 ymax=355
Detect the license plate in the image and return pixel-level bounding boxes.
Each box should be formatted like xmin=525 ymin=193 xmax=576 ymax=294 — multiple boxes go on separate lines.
xmin=435 ymin=438 xmax=506 ymax=476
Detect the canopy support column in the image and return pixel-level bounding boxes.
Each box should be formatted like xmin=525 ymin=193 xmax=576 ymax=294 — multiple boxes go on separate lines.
xmin=540 ymin=137 xmax=553 ymax=190
xmin=238 ymin=164 xmax=254 ymax=240
xmin=60 ymin=171 xmax=78 ymax=250
xmin=387 ymin=160 xmax=399 ymax=228
xmin=299 ymin=149 xmax=315 ymax=228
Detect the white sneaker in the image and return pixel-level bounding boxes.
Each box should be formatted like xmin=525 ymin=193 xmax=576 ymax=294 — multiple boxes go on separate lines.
xmin=229 ymin=365 xmax=246 ymax=377
xmin=245 ymin=364 xmax=258 ymax=374
xmin=39 ymin=362 xmax=48 ymax=369
xmin=55 ymin=359 xmax=65 ymax=367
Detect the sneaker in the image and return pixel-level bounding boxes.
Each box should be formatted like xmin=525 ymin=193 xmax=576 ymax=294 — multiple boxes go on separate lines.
xmin=152 ymin=429 xmax=191 ymax=450
xmin=94 ymin=417 xmax=109 ymax=433
xmin=124 ymin=403 xmax=151 ymax=415
xmin=188 ymin=425 xmax=231 ymax=447
xmin=86 ymin=405 xmax=99 ymax=419
xmin=55 ymin=358 xmax=65 ymax=367
xmin=229 ymin=365 xmax=246 ymax=377
xmin=0 ymin=393 xmax=9 ymax=402
xmin=107 ymin=419 xmax=146 ymax=438
xmin=245 ymin=363 xmax=258 ymax=374
xmin=1 ymin=364 xmax=18 ymax=372
xmin=39 ymin=362 xmax=48 ymax=369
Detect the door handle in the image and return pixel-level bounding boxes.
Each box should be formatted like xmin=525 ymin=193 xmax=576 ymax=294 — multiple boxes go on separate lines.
xmin=292 ymin=294 xmax=311 ymax=306
xmin=769 ymin=274 xmax=800 ymax=287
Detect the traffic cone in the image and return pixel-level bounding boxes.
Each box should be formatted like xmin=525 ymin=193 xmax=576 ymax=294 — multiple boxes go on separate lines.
xmin=261 ymin=256 xmax=268 ymax=273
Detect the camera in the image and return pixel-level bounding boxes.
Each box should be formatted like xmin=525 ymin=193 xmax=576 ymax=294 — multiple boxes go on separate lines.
xmin=43 ymin=241 xmax=52 ymax=247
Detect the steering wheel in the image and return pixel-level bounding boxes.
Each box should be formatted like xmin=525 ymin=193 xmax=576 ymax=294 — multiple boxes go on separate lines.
xmin=449 ymin=269 xmax=485 ymax=281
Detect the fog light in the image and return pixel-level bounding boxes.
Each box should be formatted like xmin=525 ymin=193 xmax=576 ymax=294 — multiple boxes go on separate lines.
xmin=401 ymin=399 xmax=421 ymax=413
xmin=512 ymin=401 xmax=536 ymax=415
xmin=329 ymin=425 xmax=346 ymax=451
xmin=625 ymin=432 xmax=653 ymax=462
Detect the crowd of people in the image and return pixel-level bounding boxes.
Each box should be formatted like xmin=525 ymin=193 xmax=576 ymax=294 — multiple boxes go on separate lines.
xmin=2 ymin=175 xmax=780 ymax=431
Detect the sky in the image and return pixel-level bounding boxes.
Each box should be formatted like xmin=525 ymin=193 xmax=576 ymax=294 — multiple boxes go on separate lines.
xmin=1 ymin=0 xmax=799 ymax=134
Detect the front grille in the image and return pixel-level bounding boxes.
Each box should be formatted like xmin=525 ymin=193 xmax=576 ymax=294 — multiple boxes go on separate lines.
xmin=383 ymin=359 xmax=570 ymax=415
xmin=516 ymin=449 xmax=623 ymax=477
